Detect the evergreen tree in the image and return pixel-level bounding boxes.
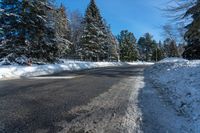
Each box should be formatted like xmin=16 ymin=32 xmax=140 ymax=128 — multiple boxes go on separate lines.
xmin=0 ymin=0 xmax=27 ymax=63
xmin=117 ymin=30 xmax=138 ymax=61
xmin=103 ymin=22 xmax=119 ymax=61
xmin=79 ymin=0 xmax=107 ymax=61
xmin=70 ymin=11 xmax=84 ymax=58
xmin=183 ymin=0 xmax=200 ymax=59
xmin=138 ymin=33 xmax=155 ymax=61
xmin=137 ymin=37 xmax=146 ymax=61
xmin=53 ymin=4 xmax=72 ymax=57
xmin=151 ymin=41 xmax=165 ymax=61
xmin=163 ymin=38 xmax=179 ymax=57
xmin=0 ymin=0 xmax=70 ymax=64
xmin=24 ymin=0 xmax=70 ymax=63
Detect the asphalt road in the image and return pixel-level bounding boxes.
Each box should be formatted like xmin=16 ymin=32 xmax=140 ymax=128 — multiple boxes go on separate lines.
xmin=0 ymin=65 xmax=147 ymax=133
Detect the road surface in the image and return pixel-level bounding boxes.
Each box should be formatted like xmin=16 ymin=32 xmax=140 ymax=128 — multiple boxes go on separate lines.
xmin=0 ymin=65 xmax=187 ymax=133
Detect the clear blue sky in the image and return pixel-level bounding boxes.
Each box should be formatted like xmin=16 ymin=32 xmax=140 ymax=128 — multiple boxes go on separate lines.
xmin=56 ymin=0 xmax=169 ymax=41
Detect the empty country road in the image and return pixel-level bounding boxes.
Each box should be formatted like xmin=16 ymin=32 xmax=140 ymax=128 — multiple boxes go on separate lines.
xmin=0 ymin=65 xmax=186 ymax=133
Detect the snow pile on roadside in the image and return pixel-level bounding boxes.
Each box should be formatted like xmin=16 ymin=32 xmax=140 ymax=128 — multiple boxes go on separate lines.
xmin=0 ymin=60 xmax=153 ymax=80
xmin=147 ymin=58 xmax=200 ymax=132
xmin=159 ymin=57 xmax=188 ymax=63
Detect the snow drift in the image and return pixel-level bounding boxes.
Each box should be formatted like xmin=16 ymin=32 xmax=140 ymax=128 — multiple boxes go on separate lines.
xmin=0 ymin=60 xmax=153 ymax=80
xmin=147 ymin=58 xmax=200 ymax=132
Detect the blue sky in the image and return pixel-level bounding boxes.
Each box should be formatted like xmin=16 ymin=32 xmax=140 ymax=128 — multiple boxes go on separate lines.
xmin=56 ymin=0 xmax=169 ymax=41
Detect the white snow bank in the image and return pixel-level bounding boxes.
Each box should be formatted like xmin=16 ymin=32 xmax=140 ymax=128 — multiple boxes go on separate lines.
xmin=0 ymin=60 xmax=153 ymax=80
xmin=147 ymin=58 xmax=200 ymax=132
xmin=159 ymin=57 xmax=188 ymax=63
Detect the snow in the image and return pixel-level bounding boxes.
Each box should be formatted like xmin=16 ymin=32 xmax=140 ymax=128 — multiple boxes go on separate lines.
xmin=159 ymin=57 xmax=188 ymax=63
xmin=0 ymin=60 xmax=153 ymax=80
xmin=147 ymin=57 xmax=200 ymax=132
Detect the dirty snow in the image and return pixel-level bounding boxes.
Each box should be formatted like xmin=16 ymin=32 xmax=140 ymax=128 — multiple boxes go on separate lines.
xmin=0 ymin=60 xmax=153 ymax=80
xmin=147 ymin=58 xmax=200 ymax=133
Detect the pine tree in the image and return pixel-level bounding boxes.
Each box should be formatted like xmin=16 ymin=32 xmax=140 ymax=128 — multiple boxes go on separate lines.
xmin=0 ymin=0 xmax=70 ymax=64
xmin=163 ymin=38 xmax=179 ymax=57
xmin=53 ymin=4 xmax=72 ymax=58
xmin=138 ymin=33 xmax=155 ymax=61
xmin=103 ymin=22 xmax=119 ymax=61
xmin=70 ymin=11 xmax=84 ymax=58
xmin=24 ymin=0 xmax=70 ymax=63
xmin=0 ymin=0 xmax=27 ymax=64
xmin=151 ymin=41 xmax=165 ymax=62
xmin=137 ymin=37 xmax=146 ymax=61
xmin=183 ymin=0 xmax=200 ymax=59
xmin=117 ymin=30 xmax=139 ymax=62
xmin=79 ymin=0 xmax=107 ymax=61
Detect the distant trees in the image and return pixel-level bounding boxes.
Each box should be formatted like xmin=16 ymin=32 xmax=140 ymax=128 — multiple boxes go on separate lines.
xmin=151 ymin=45 xmax=165 ymax=62
xmin=117 ymin=30 xmax=138 ymax=61
xmin=0 ymin=0 xmax=189 ymax=65
xmin=163 ymin=38 xmax=179 ymax=57
xmin=116 ymin=30 xmax=180 ymax=62
xmin=138 ymin=33 xmax=157 ymax=61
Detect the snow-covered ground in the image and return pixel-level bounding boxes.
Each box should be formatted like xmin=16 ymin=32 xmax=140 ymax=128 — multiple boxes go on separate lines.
xmin=0 ymin=60 xmax=153 ymax=80
xmin=147 ymin=57 xmax=200 ymax=132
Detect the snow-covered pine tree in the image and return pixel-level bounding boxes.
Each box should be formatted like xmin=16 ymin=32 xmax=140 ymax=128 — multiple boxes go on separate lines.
xmin=183 ymin=0 xmax=200 ymax=59
xmin=151 ymin=40 xmax=165 ymax=62
xmin=104 ymin=23 xmax=119 ymax=61
xmin=0 ymin=0 xmax=70 ymax=64
xmin=137 ymin=37 xmax=146 ymax=61
xmin=23 ymin=0 xmax=69 ymax=63
xmin=79 ymin=0 xmax=107 ymax=61
xmin=53 ymin=4 xmax=72 ymax=58
xmin=0 ymin=0 xmax=28 ymax=64
xmin=117 ymin=30 xmax=139 ymax=62
xmin=70 ymin=11 xmax=84 ymax=58
xmin=163 ymin=38 xmax=179 ymax=57
xmin=137 ymin=33 xmax=155 ymax=61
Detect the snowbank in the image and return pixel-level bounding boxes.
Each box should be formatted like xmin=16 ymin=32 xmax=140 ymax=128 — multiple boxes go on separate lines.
xmin=159 ymin=57 xmax=188 ymax=63
xmin=0 ymin=60 xmax=153 ymax=80
xmin=147 ymin=58 xmax=200 ymax=132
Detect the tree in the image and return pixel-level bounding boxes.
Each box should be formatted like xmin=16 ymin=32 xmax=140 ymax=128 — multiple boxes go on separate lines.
xmin=0 ymin=0 xmax=27 ymax=63
xmin=151 ymin=41 xmax=165 ymax=61
xmin=0 ymin=0 xmax=70 ymax=64
xmin=22 ymin=0 xmax=69 ymax=63
xmin=163 ymin=38 xmax=179 ymax=57
xmin=117 ymin=30 xmax=138 ymax=62
xmin=183 ymin=0 xmax=200 ymax=59
xmin=69 ymin=10 xmax=84 ymax=58
xmin=162 ymin=24 xmax=177 ymax=41
xmin=103 ymin=21 xmax=119 ymax=61
xmin=53 ymin=4 xmax=72 ymax=57
xmin=79 ymin=0 xmax=107 ymax=61
xmin=163 ymin=0 xmax=195 ymax=44
xmin=138 ymin=33 xmax=155 ymax=61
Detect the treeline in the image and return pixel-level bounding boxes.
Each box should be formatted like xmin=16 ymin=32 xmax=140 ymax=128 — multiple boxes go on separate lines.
xmin=117 ymin=31 xmax=181 ymax=62
xmin=0 ymin=0 xmax=72 ymax=64
xmin=0 ymin=0 xmax=184 ymax=65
